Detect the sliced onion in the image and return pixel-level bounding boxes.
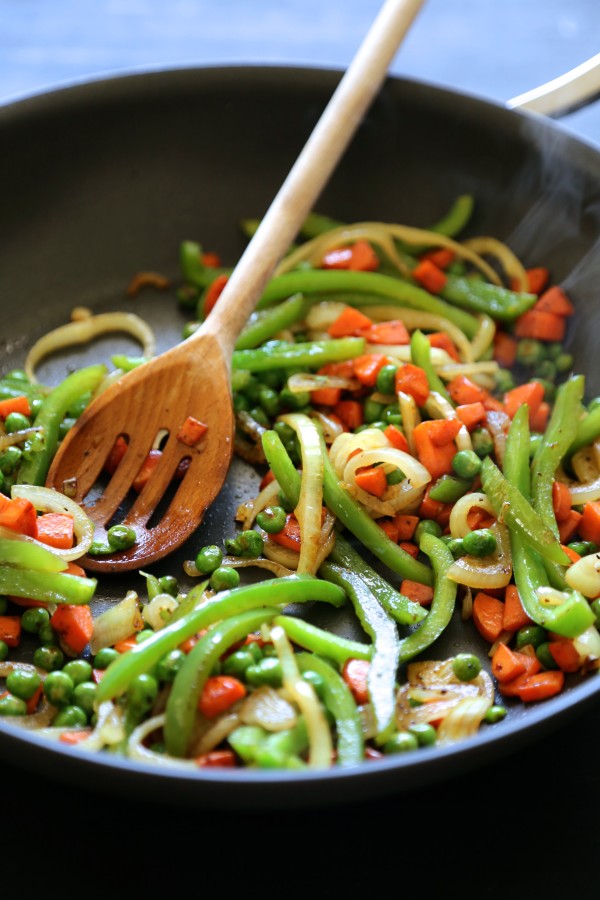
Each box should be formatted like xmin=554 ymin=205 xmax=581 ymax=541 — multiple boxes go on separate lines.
xmin=396 ymin=659 xmax=494 ymax=733
xmin=310 ymin=410 xmax=345 ymax=445
xmin=90 ymin=590 xmax=144 ymax=655
xmin=239 ymin=684 xmax=298 ymax=731
xmin=485 ymin=410 xmax=511 ymax=467
xmin=127 ymin=714 xmax=199 ymax=768
xmin=397 ymin=391 xmax=420 ymax=455
xmin=558 ymin=441 xmax=600 ymax=505
xmin=287 ymin=372 xmax=359 ymax=393
xmin=449 ymin=492 xmax=496 ymax=538
xmin=446 ymin=522 xmax=512 ymax=589
xmin=304 ymin=301 xmax=348 ymax=331
xmin=235 ymin=477 xmax=282 ymax=530
xmin=25 ymin=311 xmax=156 ymax=383
xmin=11 ymin=484 xmax=95 ymax=561
xmin=436 ymin=695 xmax=493 ymax=745
xmin=565 ymin=552 xmax=600 ymax=598
xmin=222 ymin=554 xmax=297 ymax=578
xmin=0 ymin=427 xmax=43 ymax=452
xmin=189 ymin=710 xmax=242 ymax=757
xmin=142 ymin=593 xmax=179 ymax=630
xmin=437 ymin=361 xmax=500 ymax=382
xmin=573 ymin=625 xmax=600 ymax=665
xmin=470 ymin=314 xmax=496 ymax=361
xmin=463 ymin=236 xmax=529 ymax=290
xmin=262 ymin=538 xmax=301 ymax=571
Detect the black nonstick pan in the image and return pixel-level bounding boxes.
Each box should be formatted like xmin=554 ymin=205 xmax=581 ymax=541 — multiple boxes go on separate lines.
xmin=1 ymin=63 xmax=600 ymax=810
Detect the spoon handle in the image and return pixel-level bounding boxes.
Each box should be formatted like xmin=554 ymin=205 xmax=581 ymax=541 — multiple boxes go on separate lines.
xmin=201 ymin=0 xmax=426 ymax=354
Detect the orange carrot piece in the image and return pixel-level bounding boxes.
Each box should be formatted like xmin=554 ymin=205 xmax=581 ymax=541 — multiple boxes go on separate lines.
xmin=114 ymin=633 xmax=140 ymax=653
xmin=0 ymin=616 xmax=21 ymax=647
xmin=349 ymin=239 xmax=379 ymax=271
xmin=195 ymin=749 xmax=237 ymax=768
xmin=394 ymin=514 xmax=419 ymax=541
xmin=421 ymin=248 xmax=455 ymax=269
xmin=50 ymin=604 xmax=94 ymax=655
xmin=412 ymin=258 xmax=447 ymax=294
xmin=270 ymin=512 xmax=302 ymax=552
xmin=558 ymin=509 xmax=582 ymax=544
xmin=0 ymin=497 xmax=37 ymax=537
xmin=0 ymin=395 xmax=31 ymax=419
xmin=400 ymin=579 xmax=434 ymax=606
xmin=59 ymin=729 xmax=94 ymax=745
xmin=455 ymin=401 xmax=486 ymax=431
xmin=384 ymin=424 xmax=409 ymax=453
xmin=472 ymin=591 xmax=505 ymax=643
xmin=201 ymin=250 xmax=222 ymax=268
xmin=504 ymin=381 xmax=545 ymax=420
xmin=395 ymin=363 xmax=430 ymax=407
xmin=355 ymin=465 xmax=388 ymax=498
xmin=548 ymin=638 xmax=581 ymax=673
xmin=516 ymin=670 xmax=565 ymax=702
xmin=491 ymin=642 xmax=527 ymax=684
xmin=332 ymin=399 xmax=364 ymax=431
xmin=529 ymin=401 xmax=551 ymax=433
xmin=341 ymin=658 xmax=370 ymax=704
xmin=132 ymin=448 xmax=162 ymax=493
xmin=493 ymin=331 xmax=519 ymax=368
xmin=35 ymin=513 xmax=75 ymax=550
xmin=578 ymin=501 xmax=600 ymax=544
xmin=427 ymin=331 xmax=460 ymax=361
xmin=497 ymin=650 xmax=542 ymax=697
xmin=353 ymin=353 xmax=389 ymax=386
xmin=514 ymin=309 xmax=566 ymax=342
xmin=552 ymin=481 xmax=573 ymax=524
xmin=321 ymin=246 xmax=354 ymax=269
xmin=466 ymin=506 xmax=496 ymax=531
xmin=534 ymin=285 xmax=575 ymax=316
xmin=399 ymin=541 xmax=420 ymax=558
xmin=177 ymin=415 xmax=208 ymax=447
xmin=525 ymin=267 xmax=550 ymax=295
xmin=318 ymin=360 xmax=356 ymax=379
xmin=418 ymin=486 xmax=453 ymax=524
xmin=426 ymin=418 xmax=463 ymax=447
xmin=412 ymin=427 xmax=455 ymax=480
xmin=103 ymin=435 xmax=128 ymax=475
xmin=203 ymin=273 xmax=229 ymax=315
xmin=561 ymin=544 xmax=581 ymax=564
xmin=378 ymin=518 xmax=399 ymax=543
xmin=327 ymin=306 xmax=373 ymax=338
xmin=310 ymin=386 xmax=342 ymax=405
xmin=502 ymin=584 xmax=534 ymax=632
xmin=447 ymin=375 xmax=488 ymax=406
xmin=198 ymin=675 xmax=247 ymax=718
xmin=361 ymin=320 xmax=410 ymax=345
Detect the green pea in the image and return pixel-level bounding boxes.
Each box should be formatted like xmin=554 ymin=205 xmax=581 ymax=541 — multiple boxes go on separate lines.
xmin=21 ymin=605 xmax=50 ymax=634
xmin=245 ymin=657 xmax=283 ymax=688
xmin=452 ymin=449 xmax=482 ymax=480
xmin=376 ymin=364 xmax=398 ymax=395
xmin=156 ymin=649 xmax=186 ymax=683
xmin=93 ymin=647 xmax=120 ymax=669
xmin=441 ymin=536 xmax=465 ymax=559
xmin=516 ymin=339 xmax=545 ymax=367
xmin=0 ymin=694 xmax=28 ymax=716
xmin=415 ymin=519 xmax=442 ymax=542
xmin=279 ymin=387 xmax=311 ymax=411
xmin=258 ymin=385 xmax=281 ymax=418
xmin=195 ymin=544 xmax=224 ymax=575
xmin=6 ymin=667 xmax=42 ymax=700
xmin=233 ymin=392 xmax=250 ymax=413
xmin=158 ymin=575 xmax=178 ymax=597
xmin=72 ymin=681 xmax=98 ymax=716
xmin=209 ymin=566 xmax=241 ymax=592
xmin=462 ymin=528 xmax=497 ymax=558
xmin=363 ymin=398 xmax=385 ymax=423
xmin=494 ymin=369 xmax=515 ymax=393
xmin=248 ymin=406 xmax=271 ymax=429
xmin=63 ymin=659 xmax=93 ymax=685
xmin=383 ymin=731 xmax=419 ymax=754
xmin=220 ymin=648 xmax=254 ymax=678
xmin=452 ymin=652 xmax=482 ymax=681
xmin=33 ymin=645 xmax=64 ymax=671
xmin=256 ymin=505 xmax=287 ymax=534
xmin=44 ymin=670 xmax=74 ymax=707
xmin=484 ymin=705 xmax=507 ymax=724
xmin=4 ymin=412 xmax=30 ymax=433
xmin=236 ymin=529 xmax=264 ymax=558
xmin=381 ymin=404 xmax=402 ymax=426
xmin=568 ymin=541 xmax=598 ymax=557
xmin=534 ymin=358 xmax=557 ymax=381
xmin=107 ymin=524 xmax=137 ymax=551
xmin=536 ymin=642 xmax=559 ymax=670
xmin=0 ymin=445 xmax=23 ymax=474
xmin=516 ymin=624 xmax=547 ymax=650
xmin=127 ymin=673 xmax=158 ymax=715
xmin=273 ymin=421 xmax=296 ymax=444
xmin=545 ymin=341 xmax=564 ymax=360
xmin=0 ymin=640 xmax=8 ymax=662
xmin=554 ymin=352 xmax=574 ymax=374
xmin=53 ymin=705 xmax=88 ymax=728
xmin=407 ymin=722 xmax=437 ymax=747
xmin=260 ymin=369 xmax=286 ymax=390
xmin=135 ymin=629 xmax=155 ymax=644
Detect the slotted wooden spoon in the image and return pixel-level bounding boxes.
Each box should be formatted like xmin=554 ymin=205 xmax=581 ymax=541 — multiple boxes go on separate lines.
xmin=46 ymin=0 xmax=425 ymax=572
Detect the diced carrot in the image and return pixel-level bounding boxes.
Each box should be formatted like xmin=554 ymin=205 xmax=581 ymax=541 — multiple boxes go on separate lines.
xmin=472 ymin=592 xmax=505 ymax=643
xmin=177 ymin=415 xmax=208 ymax=447
xmin=198 ymin=675 xmax=247 ymax=718
xmin=561 ymin=544 xmax=581 ymax=564
xmin=355 ymin=465 xmax=388 ymax=498
xmin=552 ymin=481 xmax=573 ymax=524
xmin=378 ymin=518 xmax=399 ymax=543
xmin=413 ymin=425 xmax=456 ymax=480
xmin=497 ymin=650 xmax=542 ymax=698
xmin=525 ymin=267 xmax=550 ymax=295
xmin=502 ymin=584 xmax=534 ymax=632
xmin=516 ymin=669 xmax=565 ymax=702
xmin=395 ymin=363 xmax=429 ymax=407
xmin=427 ymin=331 xmax=460 ymax=361
xmin=25 ymin=682 xmax=44 ymax=715
xmin=321 ymin=246 xmax=354 ymax=269
xmin=483 ymin=395 xmax=506 ymax=414
xmin=332 ymin=399 xmax=364 ymax=431
xmin=353 ymin=353 xmax=389 ymax=387
xmin=341 ymin=658 xmax=370 ymax=704
xmin=327 ymin=306 xmax=373 ymax=338
xmin=418 ymin=486 xmax=453 ymax=524
xmin=534 ymin=285 xmax=575 ymax=316
xmin=466 ymin=506 xmax=496 ymax=531
xmin=455 ymin=401 xmax=486 ymax=431
xmin=529 ymin=401 xmax=551 ymax=433
xmin=577 ymin=501 xmax=600 ymax=544
xmin=503 ymin=381 xmax=545 ymax=420
xmin=493 ymin=331 xmax=519 ymax=368
xmin=35 ymin=513 xmax=75 ymax=550
xmin=203 ymin=273 xmax=229 ymax=315
xmin=548 ymin=638 xmax=581 ymax=673
xmin=0 ymin=395 xmax=31 ymax=419
xmin=421 ymin=248 xmax=455 ymax=269
xmin=195 ymin=749 xmax=237 ymax=768
xmin=59 ymin=729 xmax=93 ymax=745
xmin=104 ymin=435 xmax=128 ymax=475
xmin=113 ymin=633 xmax=139 ymax=653
xmin=412 ymin=258 xmax=447 ymax=294
xmin=349 ymin=239 xmax=379 ymax=271
xmin=270 ymin=512 xmax=302 ymax=551
xmin=558 ymin=509 xmax=582 ymax=544
xmin=384 ymin=424 xmax=409 ymax=453
xmin=399 ymin=541 xmax=420 ymax=558
xmin=514 ymin=309 xmax=566 ymax=342
xmin=394 ymin=514 xmax=419 ymax=541
xmin=310 ymin=386 xmax=342 ymax=405
xmin=447 ymin=375 xmax=488 ymax=406
xmin=0 ymin=497 xmax=37 ymax=537
xmin=318 ymin=361 xmax=356 ymax=379
xmin=0 ymin=616 xmax=21 ymax=647
xmin=400 ymin=579 xmax=434 ymax=606
xmin=201 ymin=250 xmax=222 ymax=268
xmin=361 ymin=321 xmax=410 ymax=345
xmin=132 ymin=448 xmax=162 ymax=493
xmin=428 ymin=418 xmax=463 ymax=447
xmin=491 ymin=642 xmax=527 ymax=683
xmin=50 ymin=604 xmax=94 ymax=655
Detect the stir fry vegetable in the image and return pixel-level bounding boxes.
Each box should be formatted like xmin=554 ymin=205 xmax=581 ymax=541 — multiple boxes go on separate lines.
xmin=2 ymin=194 xmax=600 ymax=773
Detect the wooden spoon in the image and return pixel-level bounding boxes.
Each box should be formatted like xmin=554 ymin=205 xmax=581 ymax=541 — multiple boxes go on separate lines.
xmin=45 ymin=0 xmax=425 ymax=572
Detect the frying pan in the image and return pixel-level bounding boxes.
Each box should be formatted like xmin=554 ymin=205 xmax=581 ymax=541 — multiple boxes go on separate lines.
xmin=1 ymin=62 xmax=600 ymax=810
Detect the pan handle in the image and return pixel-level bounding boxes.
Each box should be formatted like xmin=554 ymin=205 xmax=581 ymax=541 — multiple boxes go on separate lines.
xmin=507 ymin=53 xmax=600 ymax=119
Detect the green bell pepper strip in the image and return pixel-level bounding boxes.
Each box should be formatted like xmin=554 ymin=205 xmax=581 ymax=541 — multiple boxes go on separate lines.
xmin=164 ymin=606 xmax=280 ymax=757
xmin=228 ymin=720 xmax=308 ymax=769
xmin=0 ymin=536 xmax=66 ymax=572
xmin=441 ymin=275 xmax=537 ymax=322
xmin=274 ymin=614 xmax=372 ymax=664
xmin=429 ymin=193 xmax=475 ymax=238
xmin=0 ymin=566 xmax=96 ymax=605
xmin=318 ymin=561 xmax=399 ymax=738
xmin=179 ymin=240 xmax=230 ymax=289
xmin=0 ymin=376 xmax=49 ymax=403
xmin=296 ymin=651 xmax=364 ymax=766
xmin=480 ymin=456 xmax=571 ymax=567
xmin=232 ymin=337 xmax=365 ymax=372
xmin=503 ymin=411 xmax=594 ymax=637
xmin=261 ymin=427 xmax=433 ymax=587
xmin=255 ymin=270 xmax=480 ymax=339
xmin=95 ymin=574 xmax=345 ymax=703
xmin=17 ymin=363 xmax=107 ymax=486
xmin=397 ymin=532 xmax=457 ymax=664
xmin=300 ymin=211 xmax=346 ymax=239
xmin=568 ymin=404 xmax=600 ymax=459
xmin=410 ymin=329 xmax=452 ymax=404
xmin=235 ymin=294 xmax=312 ymax=351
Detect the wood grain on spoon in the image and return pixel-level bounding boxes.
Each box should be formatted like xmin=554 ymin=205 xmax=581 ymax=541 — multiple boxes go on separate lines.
xmin=45 ymin=0 xmax=426 ymax=572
